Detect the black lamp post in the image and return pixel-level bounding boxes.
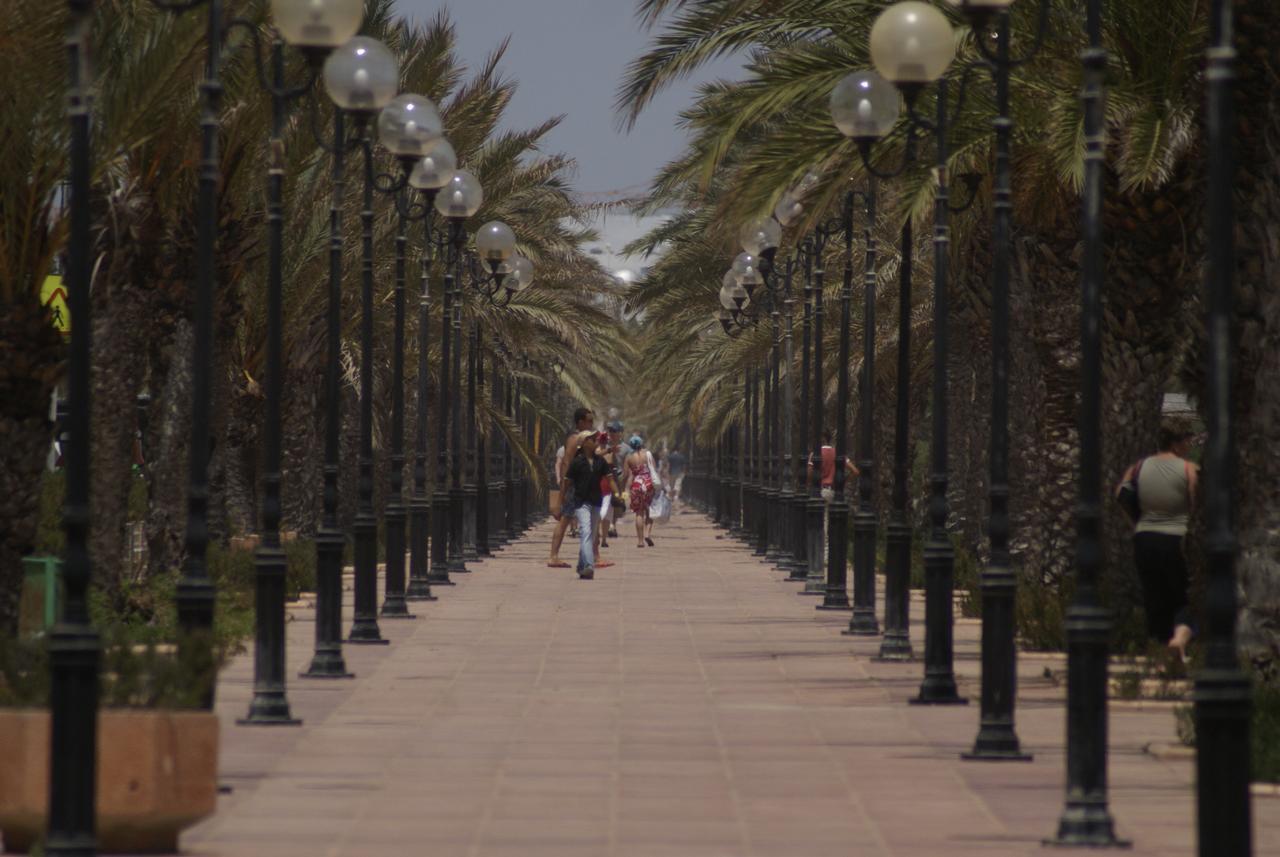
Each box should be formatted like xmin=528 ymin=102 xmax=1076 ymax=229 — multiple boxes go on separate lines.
xmin=312 ymin=35 xmax=400 ymax=647
xmin=466 ymin=225 xmax=531 ymax=560
xmin=228 ymin=24 xmax=332 ymax=724
xmin=461 ymin=320 xmax=479 ymax=562
xmin=1044 ymin=0 xmax=1124 ymax=844
xmin=777 ymin=255 xmax=798 ymax=576
xmin=794 ymin=240 xmax=814 ymax=587
xmin=913 ymin=75 xmax=976 ymax=706
xmin=805 ymin=233 xmax=828 ymax=598
xmin=405 ymin=141 xmax=457 ymax=601
xmin=148 ymin=0 xmax=223 ymax=708
xmin=406 ymin=217 xmax=436 ymax=601
xmin=815 ymin=202 xmax=854 ymax=614
xmin=831 ymin=68 xmax=907 ymax=635
xmin=346 ymin=117 xmax=389 ymax=645
xmin=849 ymin=179 xmax=879 ymax=635
xmin=433 ymin=170 xmax=486 ymax=576
xmin=868 ymin=0 xmax=1048 ymax=757
xmin=877 ymin=212 xmax=915 ymax=659
xmin=429 ymin=225 xmax=459 ymax=587
xmin=1194 ymin=0 xmax=1252 ymax=853
xmin=373 ymin=125 xmax=448 ymax=618
xmin=46 ymin=3 xmax=100 ymax=852
xmin=951 ymin=4 xmax=1042 ymax=763
xmin=302 ymin=104 xmax=355 ymax=678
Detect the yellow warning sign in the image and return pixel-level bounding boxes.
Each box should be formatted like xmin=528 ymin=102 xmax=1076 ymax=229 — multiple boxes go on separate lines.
xmin=40 ymin=275 xmax=70 ymax=336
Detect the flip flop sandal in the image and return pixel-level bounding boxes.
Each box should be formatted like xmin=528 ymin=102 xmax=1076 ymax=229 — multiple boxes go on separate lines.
xmin=645 ymin=537 xmax=655 ymax=547
xmin=596 ymin=561 xmax=616 ymax=569
xmin=547 ymin=561 xmax=571 ymax=568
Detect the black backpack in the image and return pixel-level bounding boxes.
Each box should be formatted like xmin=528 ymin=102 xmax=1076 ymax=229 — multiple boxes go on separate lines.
xmin=1117 ymin=458 xmax=1145 ymax=524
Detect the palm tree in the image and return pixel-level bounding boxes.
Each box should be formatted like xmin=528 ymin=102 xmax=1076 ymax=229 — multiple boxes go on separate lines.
xmin=0 ymin=0 xmax=624 ymax=633
xmin=618 ymin=0 xmax=1229 ymax=647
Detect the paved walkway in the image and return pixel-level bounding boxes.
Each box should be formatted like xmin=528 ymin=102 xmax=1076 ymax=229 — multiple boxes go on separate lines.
xmin=184 ymin=510 xmax=1279 ymax=857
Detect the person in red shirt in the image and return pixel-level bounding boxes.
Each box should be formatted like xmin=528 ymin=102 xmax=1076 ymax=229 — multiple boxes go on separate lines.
xmin=808 ymin=430 xmax=860 ymax=503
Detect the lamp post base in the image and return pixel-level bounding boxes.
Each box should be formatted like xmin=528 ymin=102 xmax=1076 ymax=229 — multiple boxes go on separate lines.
xmin=963 ymin=723 xmax=1032 ymax=761
xmin=237 ymin=692 xmax=301 ymax=726
xmin=301 ymin=653 xmax=353 ymax=680
xmin=1044 ymin=806 xmax=1130 ymax=849
xmin=910 ymin=675 xmax=967 ymax=705
xmin=873 ymin=634 xmax=914 ymax=661
xmin=843 ymin=608 xmax=880 ymax=636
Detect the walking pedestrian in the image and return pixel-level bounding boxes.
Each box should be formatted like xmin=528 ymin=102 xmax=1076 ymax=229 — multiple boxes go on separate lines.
xmin=623 ymin=435 xmax=659 ymax=547
xmin=667 ymin=447 xmax=687 ymax=509
xmin=808 ymin=430 xmax=859 ymax=549
xmin=808 ymin=429 xmax=859 ymax=503
xmin=602 ymin=419 xmax=626 ymax=545
xmin=562 ymin=429 xmax=609 ymax=579
xmin=548 ymin=406 xmax=594 ymax=568
xmin=1116 ymin=421 xmax=1199 ymax=661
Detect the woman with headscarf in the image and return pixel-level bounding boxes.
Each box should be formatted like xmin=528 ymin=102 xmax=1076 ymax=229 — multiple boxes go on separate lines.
xmin=622 ymin=435 xmax=658 ymax=547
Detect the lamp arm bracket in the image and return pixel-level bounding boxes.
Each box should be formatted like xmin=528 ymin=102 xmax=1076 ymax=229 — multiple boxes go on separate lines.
xmin=948 ymin=172 xmax=985 ymax=213
xmin=307 ymin=96 xmax=361 ymax=154
xmin=373 ymin=168 xmax=410 ymax=196
xmin=149 ymin=0 xmax=207 ymax=13
xmin=223 ymin=20 xmax=318 ymax=101
xmin=950 ymin=60 xmax=990 ymax=119
xmin=857 ymin=136 xmax=915 ymax=181
xmin=971 ymin=2 xmax=1051 ymax=69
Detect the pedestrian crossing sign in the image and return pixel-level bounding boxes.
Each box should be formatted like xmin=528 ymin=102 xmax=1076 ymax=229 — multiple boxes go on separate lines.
xmin=41 ymin=275 xmax=70 ymax=336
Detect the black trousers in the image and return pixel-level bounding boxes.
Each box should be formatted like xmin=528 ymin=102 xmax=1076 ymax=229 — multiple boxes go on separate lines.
xmin=1133 ymin=531 xmax=1192 ymax=642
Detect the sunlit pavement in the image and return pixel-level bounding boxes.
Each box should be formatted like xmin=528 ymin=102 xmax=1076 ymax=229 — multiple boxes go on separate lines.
xmin=178 ymin=510 xmax=1280 ymax=856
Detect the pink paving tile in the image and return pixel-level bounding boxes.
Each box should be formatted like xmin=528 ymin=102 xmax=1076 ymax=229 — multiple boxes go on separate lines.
xmin=178 ymin=514 xmax=1279 ymax=857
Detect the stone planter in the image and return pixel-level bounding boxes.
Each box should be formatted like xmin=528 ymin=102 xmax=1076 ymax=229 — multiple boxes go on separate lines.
xmin=0 ymin=708 xmax=219 ymax=854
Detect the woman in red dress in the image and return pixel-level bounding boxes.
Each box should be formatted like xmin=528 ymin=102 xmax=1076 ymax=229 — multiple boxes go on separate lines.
xmin=622 ymin=435 xmax=657 ymax=547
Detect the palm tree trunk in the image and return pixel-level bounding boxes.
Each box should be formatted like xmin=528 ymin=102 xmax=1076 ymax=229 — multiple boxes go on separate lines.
xmin=88 ymin=284 xmax=150 ymax=603
xmin=0 ymin=301 xmax=62 ymax=635
xmin=145 ymin=320 xmax=194 ymax=579
xmin=1229 ymin=0 xmax=1280 ymax=669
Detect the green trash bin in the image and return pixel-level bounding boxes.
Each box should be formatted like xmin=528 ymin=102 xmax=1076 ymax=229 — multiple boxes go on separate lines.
xmin=20 ymin=555 xmax=62 ymax=633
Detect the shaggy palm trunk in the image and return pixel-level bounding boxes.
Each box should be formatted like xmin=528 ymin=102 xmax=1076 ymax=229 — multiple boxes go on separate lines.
xmin=1229 ymin=0 xmax=1280 ymax=670
xmin=145 ymin=321 xmax=195 ymax=580
xmin=0 ymin=302 xmax=62 ymax=635
xmin=88 ymin=285 xmax=152 ymax=604
xmin=281 ymin=321 xmax=327 ymax=536
xmin=949 ymin=183 xmax=1197 ymax=647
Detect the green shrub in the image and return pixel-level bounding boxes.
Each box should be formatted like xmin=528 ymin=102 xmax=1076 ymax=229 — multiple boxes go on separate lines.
xmin=34 ymin=471 xmax=65 ymax=557
xmin=953 ymin=537 xmax=982 ymax=619
xmin=1173 ymin=672 xmax=1280 ymax=783
xmin=285 ymin=537 xmax=316 ymax=599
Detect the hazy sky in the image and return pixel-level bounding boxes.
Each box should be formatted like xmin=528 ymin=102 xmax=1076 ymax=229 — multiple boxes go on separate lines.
xmin=398 ymin=0 xmax=740 ymax=199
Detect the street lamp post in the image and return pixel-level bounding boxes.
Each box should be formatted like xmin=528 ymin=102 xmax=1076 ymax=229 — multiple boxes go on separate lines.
xmin=795 ymin=241 xmax=814 ymax=587
xmin=806 ymin=233 xmax=827 ymax=599
xmin=831 ymin=67 xmax=904 ymax=634
xmin=778 ymin=257 xmax=802 ymax=579
xmin=470 ymin=223 xmax=528 ymax=551
xmin=464 ymin=321 xmax=480 ymax=561
xmin=234 ymin=11 xmax=359 ymax=722
xmin=406 ymin=141 xmax=457 ymax=600
xmin=913 ymin=76 xmax=969 ymax=705
xmin=302 ymin=103 xmax=355 ymax=678
xmin=322 ymin=37 xmax=400 ymax=646
xmin=46 ymin=3 xmax=100 ymax=852
xmin=1044 ymin=0 xmax=1125 ymax=844
xmin=150 ymin=0 xmax=224 ymax=708
xmin=818 ymin=195 xmax=854 ymax=614
xmin=434 ymin=170 xmax=486 ymax=576
xmin=371 ymin=94 xmax=446 ymax=620
xmin=1194 ymin=0 xmax=1252 ymax=853
xmin=944 ymin=3 xmax=1037 ymax=762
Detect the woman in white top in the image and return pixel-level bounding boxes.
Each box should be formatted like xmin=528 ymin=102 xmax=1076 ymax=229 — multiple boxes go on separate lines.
xmin=1117 ymin=423 xmax=1198 ymax=660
